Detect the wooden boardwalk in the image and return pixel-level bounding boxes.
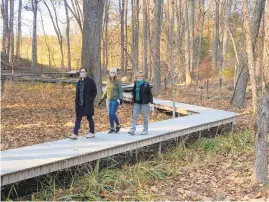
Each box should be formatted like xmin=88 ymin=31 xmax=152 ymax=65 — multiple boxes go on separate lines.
xmin=1 ymin=81 xmax=239 ymax=186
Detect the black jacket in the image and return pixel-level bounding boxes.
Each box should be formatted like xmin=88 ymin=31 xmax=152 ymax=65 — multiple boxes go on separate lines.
xmin=132 ymin=81 xmax=153 ymax=104
xmin=75 ymin=77 xmax=97 ymax=116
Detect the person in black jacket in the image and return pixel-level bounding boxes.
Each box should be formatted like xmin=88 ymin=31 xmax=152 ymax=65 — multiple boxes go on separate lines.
xmin=69 ymin=68 xmax=97 ymax=140
xmin=128 ymin=71 xmax=154 ymax=135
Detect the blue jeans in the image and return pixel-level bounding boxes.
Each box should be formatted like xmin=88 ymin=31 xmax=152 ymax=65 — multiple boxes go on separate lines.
xmin=107 ymin=100 xmax=120 ymax=128
xmin=131 ymin=103 xmax=150 ymax=132
xmin=73 ymin=114 xmax=94 ymax=135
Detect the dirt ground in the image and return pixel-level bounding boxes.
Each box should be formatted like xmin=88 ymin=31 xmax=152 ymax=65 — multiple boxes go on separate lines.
xmin=1 ymin=81 xmax=170 ymax=150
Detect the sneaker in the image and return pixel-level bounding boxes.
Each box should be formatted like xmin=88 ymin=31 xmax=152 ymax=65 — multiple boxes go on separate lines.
xmin=108 ymin=128 xmax=115 ymax=134
xmin=128 ymin=129 xmax=135 ymax=135
xmin=86 ymin=132 xmax=95 ymax=138
xmin=68 ymin=134 xmax=78 ymax=140
xmin=141 ymin=131 xmax=148 ymax=135
xmin=115 ymin=126 xmax=121 ymax=133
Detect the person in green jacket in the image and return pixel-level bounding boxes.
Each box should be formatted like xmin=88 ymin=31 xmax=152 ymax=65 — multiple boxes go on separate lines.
xmin=100 ymin=68 xmax=123 ymax=133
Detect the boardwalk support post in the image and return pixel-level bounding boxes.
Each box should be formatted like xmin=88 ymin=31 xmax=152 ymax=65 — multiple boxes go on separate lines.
xmin=158 ymin=142 xmax=162 ymax=155
xmin=231 ymin=122 xmax=234 ymax=134
xmin=198 ymin=131 xmax=202 ymax=139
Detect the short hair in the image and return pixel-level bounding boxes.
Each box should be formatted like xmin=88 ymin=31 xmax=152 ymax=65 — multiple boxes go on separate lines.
xmin=80 ymin=67 xmax=88 ymax=72
xmin=136 ymin=71 xmax=144 ymax=77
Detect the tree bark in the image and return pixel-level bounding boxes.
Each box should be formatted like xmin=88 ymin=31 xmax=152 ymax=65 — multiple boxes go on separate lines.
xmin=184 ymin=0 xmax=192 ymax=85
xmin=124 ymin=0 xmax=128 ymax=75
xmin=231 ymin=0 xmax=266 ymax=109
xmin=220 ymin=0 xmax=232 ymax=75
xmin=212 ymin=0 xmax=220 ymax=87
xmin=142 ymin=0 xmax=148 ymax=78
xmin=64 ymin=0 xmax=71 ymax=71
xmin=31 ymin=0 xmax=38 ymax=70
xmin=82 ymin=0 xmax=104 ymax=97
xmin=103 ymin=0 xmax=109 ymax=76
xmin=152 ymin=0 xmax=163 ymax=94
xmin=16 ymin=0 xmax=22 ymax=59
xmin=168 ymin=0 xmax=175 ymax=84
xmin=120 ymin=0 xmax=125 ymax=73
xmin=242 ymin=0 xmax=259 ymax=114
xmin=1 ymin=0 xmax=8 ymax=57
xmin=9 ymin=0 xmax=14 ymax=63
xmin=254 ymin=0 xmax=269 ymax=184
xmin=132 ymin=0 xmax=139 ymax=76
xmin=189 ymin=0 xmax=195 ymax=72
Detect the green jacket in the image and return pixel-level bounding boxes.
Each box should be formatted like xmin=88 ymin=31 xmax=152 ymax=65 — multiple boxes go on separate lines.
xmin=102 ymin=80 xmax=123 ymax=100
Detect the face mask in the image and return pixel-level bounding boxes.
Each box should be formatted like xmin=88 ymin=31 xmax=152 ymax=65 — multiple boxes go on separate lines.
xmin=80 ymin=72 xmax=86 ymax=78
xmin=137 ymin=78 xmax=143 ymax=82
xmin=110 ymin=72 xmax=116 ymax=77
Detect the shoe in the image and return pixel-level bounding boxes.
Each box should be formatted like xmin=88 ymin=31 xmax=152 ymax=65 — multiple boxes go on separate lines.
xmin=141 ymin=131 xmax=148 ymax=135
xmin=86 ymin=132 xmax=95 ymax=138
xmin=108 ymin=128 xmax=115 ymax=134
xmin=68 ymin=134 xmax=78 ymax=140
xmin=115 ymin=126 xmax=121 ymax=133
xmin=128 ymin=129 xmax=135 ymax=135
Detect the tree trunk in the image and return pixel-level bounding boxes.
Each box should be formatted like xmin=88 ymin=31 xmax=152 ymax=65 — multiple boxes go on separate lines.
xmin=124 ymin=0 xmax=128 ymax=75
xmin=221 ymin=0 xmax=232 ymax=75
xmin=1 ymin=0 xmax=8 ymax=57
xmin=212 ymin=0 xmax=220 ymax=87
xmin=82 ymin=0 xmax=104 ymax=97
xmin=119 ymin=0 xmax=125 ymax=73
xmin=148 ymin=1 xmax=152 ymax=80
xmin=242 ymin=0 xmax=259 ymax=114
xmin=43 ymin=0 xmax=64 ymax=69
xmin=9 ymin=0 xmax=14 ymax=63
xmin=168 ymin=0 xmax=175 ymax=84
xmin=31 ymin=0 xmax=38 ymax=70
xmin=132 ymin=0 xmax=139 ymax=76
xmin=152 ymin=0 xmax=163 ymax=94
xmin=231 ymin=0 xmax=266 ymax=109
xmin=254 ymin=0 xmax=269 ymax=184
xmin=195 ymin=0 xmax=205 ymax=87
xmin=184 ymin=0 xmax=191 ymax=85
xmin=103 ymin=0 xmax=109 ymax=76
xmin=16 ymin=0 xmax=22 ymax=59
xmin=64 ymin=0 xmax=71 ymax=71
xmin=189 ymin=0 xmax=194 ymax=72
xmin=142 ymin=0 xmax=148 ymax=79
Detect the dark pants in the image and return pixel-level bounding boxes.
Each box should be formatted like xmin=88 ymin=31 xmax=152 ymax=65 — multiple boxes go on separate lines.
xmin=73 ymin=115 xmax=94 ymax=136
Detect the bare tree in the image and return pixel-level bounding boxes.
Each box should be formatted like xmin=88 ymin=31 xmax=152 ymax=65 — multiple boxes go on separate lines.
xmin=189 ymin=0 xmax=195 ymax=72
xmin=212 ymin=0 xmax=220 ymax=87
xmin=254 ymin=0 xmax=269 ymax=184
xmin=67 ymin=0 xmax=83 ymax=32
xmin=132 ymin=0 xmax=139 ymax=77
xmin=176 ymin=0 xmax=183 ymax=78
xmin=142 ymin=0 xmax=148 ymax=79
xmin=103 ymin=0 xmax=110 ymax=76
xmin=81 ymin=0 xmax=104 ymax=96
xmin=124 ymin=0 xmax=128 ymax=75
xmin=242 ymin=0 xmax=261 ymax=114
xmin=9 ymin=0 xmax=14 ymax=63
xmin=31 ymin=0 xmax=38 ymax=70
xmin=184 ymin=0 xmax=192 ymax=85
xmin=152 ymin=0 xmax=163 ymax=94
xmin=43 ymin=0 xmax=64 ymax=69
xmin=64 ymin=0 xmax=71 ymax=71
xmin=220 ymin=0 xmax=232 ymax=74
xmin=1 ymin=0 xmax=8 ymax=57
xmin=195 ymin=0 xmax=205 ymax=87
xmin=16 ymin=0 xmax=22 ymax=59
xmin=231 ymin=0 xmax=266 ymax=108
xmin=119 ymin=0 xmax=125 ymax=73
